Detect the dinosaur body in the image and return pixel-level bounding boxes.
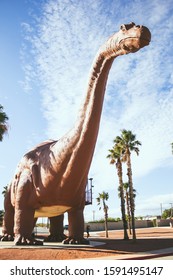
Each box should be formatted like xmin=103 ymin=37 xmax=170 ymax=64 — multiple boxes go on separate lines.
xmin=1 ymin=23 xmax=151 ymax=245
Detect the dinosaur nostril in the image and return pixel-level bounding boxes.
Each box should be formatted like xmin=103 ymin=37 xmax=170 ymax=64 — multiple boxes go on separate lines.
xmin=120 ymin=24 xmax=126 ymax=30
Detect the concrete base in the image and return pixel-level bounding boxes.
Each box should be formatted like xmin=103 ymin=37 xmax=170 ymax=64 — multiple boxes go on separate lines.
xmin=0 ymin=240 xmax=104 ymax=249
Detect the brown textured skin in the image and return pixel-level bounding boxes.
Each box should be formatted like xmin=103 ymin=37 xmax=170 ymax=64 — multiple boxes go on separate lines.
xmin=0 ymin=23 xmax=151 ymax=245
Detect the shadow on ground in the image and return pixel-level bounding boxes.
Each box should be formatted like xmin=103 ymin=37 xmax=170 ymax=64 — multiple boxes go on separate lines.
xmin=0 ymin=227 xmax=173 ymax=259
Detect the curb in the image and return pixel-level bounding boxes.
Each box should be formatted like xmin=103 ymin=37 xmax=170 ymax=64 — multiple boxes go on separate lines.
xmin=122 ymin=252 xmax=173 ymax=260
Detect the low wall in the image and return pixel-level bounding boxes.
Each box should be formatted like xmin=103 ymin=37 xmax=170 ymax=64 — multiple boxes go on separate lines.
xmin=157 ymin=219 xmax=173 ymax=227
xmin=85 ymin=220 xmax=153 ymax=231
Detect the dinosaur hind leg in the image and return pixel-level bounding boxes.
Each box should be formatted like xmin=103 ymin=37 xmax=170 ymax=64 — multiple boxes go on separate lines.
xmin=0 ymin=188 xmax=14 ymax=241
xmin=63 ymin=208 xmax=89 ymax=245
xmin=44 ymin=215 xmax=67 ymax=242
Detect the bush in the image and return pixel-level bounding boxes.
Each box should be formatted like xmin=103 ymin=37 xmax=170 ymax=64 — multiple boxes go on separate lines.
xmin=87 ymin=217 xmax=121 ymax=223
xmin=152 ymin=219 xmax=157 ymax=227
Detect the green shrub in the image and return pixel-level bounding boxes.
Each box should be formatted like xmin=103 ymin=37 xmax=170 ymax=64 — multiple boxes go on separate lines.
xmin=87 ymin=217 xmax=121 ymax=223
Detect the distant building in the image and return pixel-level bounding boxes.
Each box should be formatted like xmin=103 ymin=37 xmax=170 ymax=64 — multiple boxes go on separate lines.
xmin=141 ymin=215 xmax=161 ymax=220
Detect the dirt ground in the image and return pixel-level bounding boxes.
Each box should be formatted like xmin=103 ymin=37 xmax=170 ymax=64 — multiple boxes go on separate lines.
xmin=0 ymin=227 xmax=173 ymax=260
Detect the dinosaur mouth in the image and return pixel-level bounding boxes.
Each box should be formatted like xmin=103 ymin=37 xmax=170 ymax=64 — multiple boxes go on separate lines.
xmin=120 ymin=36 xmax=150 ymax=53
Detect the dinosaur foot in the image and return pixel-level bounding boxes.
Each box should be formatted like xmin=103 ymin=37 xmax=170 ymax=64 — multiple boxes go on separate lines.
xmin=0 ymin=234 xmax=14 ymax=242
xmin=62 ymin=237 xmax=90 ymax=245
xmin=44 ymin=233 xmax=67 ymax=242
xmin=14 ymin=235 xmax=43 ymax=246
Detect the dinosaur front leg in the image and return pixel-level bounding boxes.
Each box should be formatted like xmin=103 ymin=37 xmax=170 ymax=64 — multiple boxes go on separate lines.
xmin=0 ymin=189 xmax=14 ymax=241
xmin=44 ymin=215 xmax=66 ymax=242
xmin=13 ymin=178 xmax=43 ymax=246
xmin=63 ymin=208 xmax=89 ymax=244
xmin=14 ymin=207 xmax=38 ymax=245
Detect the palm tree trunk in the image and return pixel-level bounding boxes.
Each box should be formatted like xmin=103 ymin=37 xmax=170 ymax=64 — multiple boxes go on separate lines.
xmin=104 ymin=210 xmax=109 ymax=238
xmin=119 ymin=186 xmax=129 ymax=240
xmin=104 ymin=201 xmax=109 ymax=238
xmin=127 ymin=152 xmax=136 ymax=241
xmin=117 ymin=161 xmax=129 ymax=240
xmin=125 ymin=192 xmax=132 ymax=235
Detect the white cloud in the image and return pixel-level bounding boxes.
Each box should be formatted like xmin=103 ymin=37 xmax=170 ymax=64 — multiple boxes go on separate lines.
xmin=0 ymin=165 xmax=5 ymax=170
xmin=136 ymin=193 xmax=173 ymax=216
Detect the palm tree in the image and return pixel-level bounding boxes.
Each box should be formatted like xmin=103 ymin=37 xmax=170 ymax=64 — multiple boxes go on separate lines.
xmin=96 ymin=191 xmax=109 ymax=238
xmin=0 ymin=185 xmax=8 ymax=227
xmin=2 ymin=185 xmax=8 ymax=197
xmin=0 ymin=210 xmax=4 ymax=226
xmin=107 ymin=146 xmax=129 ymax=240
xmin=115 ymin=129 xmax=141 ymax=241
xmin=0 ymin=105 xmax=8 ymax=141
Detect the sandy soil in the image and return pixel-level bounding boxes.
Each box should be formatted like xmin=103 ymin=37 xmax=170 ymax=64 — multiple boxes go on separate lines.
xmin=0 ymin=227 xmax=173 ymax=260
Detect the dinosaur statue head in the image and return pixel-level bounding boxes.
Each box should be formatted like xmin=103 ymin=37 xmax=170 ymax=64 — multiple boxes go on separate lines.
xmin=103 ymin=22 xmax=151 ymax=56
xmin=118 ymin=22 xmax=151 ymax=53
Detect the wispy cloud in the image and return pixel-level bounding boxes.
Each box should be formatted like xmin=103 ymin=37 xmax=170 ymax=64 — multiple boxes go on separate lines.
xmin=136 ymin=193 xmax=173 ymax=216
xmin=21 ymin=0 xmax=173 ymax=217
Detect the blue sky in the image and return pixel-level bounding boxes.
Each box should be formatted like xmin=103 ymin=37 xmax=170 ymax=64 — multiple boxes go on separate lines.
xmin=0 ymin=0 xmax=173 ymax=222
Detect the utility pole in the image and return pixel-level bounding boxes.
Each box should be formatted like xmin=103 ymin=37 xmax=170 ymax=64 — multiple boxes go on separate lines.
xmin=170 ymin=203 xmax=173 ymax=218
xmin=93 ymin=210 xmax=95 ymax=221
xmin=160 ymin=203 xmax=163 ymax=217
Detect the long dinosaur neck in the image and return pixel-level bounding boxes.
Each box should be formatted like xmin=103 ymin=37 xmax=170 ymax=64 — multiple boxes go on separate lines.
xmin=75 ymin=53 xmax=114 ymax=149
xmin=75 ymin=32 xmax=124 ymax=146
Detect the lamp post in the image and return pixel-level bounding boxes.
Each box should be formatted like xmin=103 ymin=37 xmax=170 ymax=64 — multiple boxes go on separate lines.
xmin=89 ymin=178 xmax=94 ymax=203
xmin=85 ymin=177 xmax=94 ymax=205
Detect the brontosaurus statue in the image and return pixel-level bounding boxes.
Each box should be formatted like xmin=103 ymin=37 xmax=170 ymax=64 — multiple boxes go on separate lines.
xmin=0 ymin=22 xmax=151 ymax=245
